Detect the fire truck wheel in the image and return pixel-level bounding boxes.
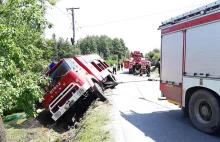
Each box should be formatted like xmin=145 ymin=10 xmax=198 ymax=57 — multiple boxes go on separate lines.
xmin=108 ymin=74 xmax=117 ymax=82
xmin=189 ymin=89 xmax=220 ymax=134
xmin=93 ymin=82 xmax=107 ymax=101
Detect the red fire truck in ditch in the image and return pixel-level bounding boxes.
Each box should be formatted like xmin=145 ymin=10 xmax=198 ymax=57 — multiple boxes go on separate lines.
xmin=73 ymin=54 xmax=116 ymax=85
xmin=124 ymin=51 xmax=148 ymax=74
xmin=158 ymin=1 xmax=220 ymax=134
xmin=40 ymin=54 xmax=116 ymax=126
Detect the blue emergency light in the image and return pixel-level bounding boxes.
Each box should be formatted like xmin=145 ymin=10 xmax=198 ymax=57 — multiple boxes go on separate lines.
xmin=49 ymin=62 xmax=57 ymax=69
xmin=72 ymin=89 xmax=76 ymax=93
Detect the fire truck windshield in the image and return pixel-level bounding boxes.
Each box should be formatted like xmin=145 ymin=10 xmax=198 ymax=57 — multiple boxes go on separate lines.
xmin=49 ymin=59 xmax=75 ymax=79
xmin=65 ymin=59 xmax=77 ymax=69
xmin=45 ymin=59 xmax=77 ymax=90
xmin=49 ymin=62 xmax=69 ymax=79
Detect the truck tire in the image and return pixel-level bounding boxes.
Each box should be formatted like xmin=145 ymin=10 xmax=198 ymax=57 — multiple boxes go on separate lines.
xmin=93 ymin=82 xmax=107 ymax=101
xmin=107 ymin=74 xmax=117 ymax=89
xmin=107 ymin=74 xmax=117 ymax=82
xmin=189 ymin=89 xmax=220 ymax=134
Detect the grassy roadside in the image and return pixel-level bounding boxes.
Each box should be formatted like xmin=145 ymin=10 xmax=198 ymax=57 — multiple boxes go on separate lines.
xmin=75 ymin=101 xmax=111 ymax=142
xmin=151 ymin=68 xmax=159 ymax=77
xmin=4 ymin=100 xmax=112 ymax=142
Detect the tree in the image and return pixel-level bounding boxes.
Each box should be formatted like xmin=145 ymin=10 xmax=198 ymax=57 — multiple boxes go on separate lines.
xmin=112 ymin=38 xmax=123 ymax=62
xmin=145 ymin=48 xmax=161 ymax=66
xmin=97 ymin=36 xmax=111 ymax=60
xmin=45 ymin=34 xmax=80 ymax=61
xmin=0 ymin=0 xmax=55 ymax=117
xmin=147 ymin=51 xmax=156 ymax=60
xmin=46 ymin=34 xmax=57 ymax=60
xmin=153 ymin=48 xmax=160 ymax=53
xmin=55 ymin=37 xmax=75 ymax=60
xmin=78 ymin=38 xmax=91 ymax=55
xmin=152 ymin=52 xmax=160 ymax=60
xmin=76 ymin=35 xmax=129 ymax=61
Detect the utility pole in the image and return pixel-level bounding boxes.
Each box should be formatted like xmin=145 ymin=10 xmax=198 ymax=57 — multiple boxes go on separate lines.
xmin=66 ymin=7 xmax=80 ymax=55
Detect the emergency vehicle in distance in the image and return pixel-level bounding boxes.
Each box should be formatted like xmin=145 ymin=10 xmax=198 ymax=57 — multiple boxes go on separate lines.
xmin=124 ymin=51 xmax=148 ymax=74
xmin=40 ymin=54 xmax=116 ymax=126
xmin=158 ymin=0 xmax=220 ymax=134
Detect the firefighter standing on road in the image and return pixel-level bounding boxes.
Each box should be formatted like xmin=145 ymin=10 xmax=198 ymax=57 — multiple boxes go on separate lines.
xmin=113 ymin=64 xmax=116 ymax=74
xmin=151 ymin=58 xmax=160 ymax=77
xmin=146 ymin=62 xmax=151 ymax=77
xmin=121 ymin=62 xmax=123 ymax=71
xmin=156 ymin=59 xmax=160 ymax=76
xmin=118 ymin=63 xmax=120 ymax=71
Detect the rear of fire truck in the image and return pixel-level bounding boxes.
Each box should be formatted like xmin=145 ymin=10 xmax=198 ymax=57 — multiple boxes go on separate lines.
xmin=41 ymin=58 xmax=107 ymax=125
xmin=158 ymin=1 xmax=220 ymax=134
xmin=74 ymin=54 xmax=117 ymax=84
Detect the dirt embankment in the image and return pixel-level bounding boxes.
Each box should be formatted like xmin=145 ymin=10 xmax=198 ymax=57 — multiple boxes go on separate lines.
xmin=5 ymin=93 xmax=114 ymax=142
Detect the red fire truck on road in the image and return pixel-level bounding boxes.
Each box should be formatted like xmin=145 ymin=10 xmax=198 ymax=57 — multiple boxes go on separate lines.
xmin=158 ymin=1 xmax=220 ymax=134
xmin=124 ymin=51 xmax=148 ymax=74
xmin=41 ymin=54 xmax=116 ymax=126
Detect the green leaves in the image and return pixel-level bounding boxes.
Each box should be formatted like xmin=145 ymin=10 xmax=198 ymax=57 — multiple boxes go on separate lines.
xmin=45 ymin=36 xmax=76 ymax=61
xmin=77 ymin=35 xmax=129 ymax=62
xmin=48 ymin=0 xmax=57 ymax=6
xmin=0 ymin=0 xmax=51 ymax=117
xmin=145 ymin=48 xmax=161 ymax=66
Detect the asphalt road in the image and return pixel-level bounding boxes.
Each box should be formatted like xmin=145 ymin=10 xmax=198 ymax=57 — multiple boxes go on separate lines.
xmin=109 ymin=70 xmax=220 ymax=142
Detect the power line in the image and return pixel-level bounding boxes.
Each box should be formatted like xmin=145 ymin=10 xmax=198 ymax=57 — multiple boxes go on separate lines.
xmin=55 ymin=5 xmax=71 ymax=20
xmin=53 ymin=6 xmax=88 ymax=36
xmin=75 ymin=21 xmax=88 ymax=35
xmin=80 ymin=3 xmax=208 ymax=28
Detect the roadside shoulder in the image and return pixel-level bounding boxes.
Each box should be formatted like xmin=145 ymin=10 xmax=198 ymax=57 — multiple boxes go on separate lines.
xmin=105 ymin=89 xmax=125 ymax=142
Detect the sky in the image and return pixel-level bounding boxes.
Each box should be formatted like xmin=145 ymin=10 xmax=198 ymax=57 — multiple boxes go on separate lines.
xmin=45 ymin=0 xmax=216 ymax=54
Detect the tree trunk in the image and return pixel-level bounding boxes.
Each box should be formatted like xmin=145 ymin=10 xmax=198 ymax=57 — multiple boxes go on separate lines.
xmin=0 ymin=116 xmax=6 ymax=142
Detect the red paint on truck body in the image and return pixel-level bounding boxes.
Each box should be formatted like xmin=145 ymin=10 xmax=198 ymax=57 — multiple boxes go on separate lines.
xmin=160 ymin=83 xmax=182 ymax=104
xmin=162 ymin=12 xmax=220 ymax=35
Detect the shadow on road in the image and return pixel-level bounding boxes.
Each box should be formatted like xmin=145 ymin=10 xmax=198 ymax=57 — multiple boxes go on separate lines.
xmin=120 ymin=110 xmax=220 ymax=142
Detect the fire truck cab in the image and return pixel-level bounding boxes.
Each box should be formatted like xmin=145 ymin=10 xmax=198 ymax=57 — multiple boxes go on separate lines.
xmin=41 ymin=58 xmax=107 ymax=124
xmin=158 ymin=1 xmax=220 ymax=134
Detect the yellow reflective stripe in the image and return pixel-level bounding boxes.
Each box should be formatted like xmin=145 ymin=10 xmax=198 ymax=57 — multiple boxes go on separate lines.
xmin=168 ymin=100 xmax=181 ymax=106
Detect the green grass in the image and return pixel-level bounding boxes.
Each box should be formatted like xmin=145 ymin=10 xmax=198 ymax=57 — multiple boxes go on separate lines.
xmin=4 ymin=101 xmax=112 ymax=142
xmin=76 ymin=102 xmax=111 ymax=142
xmin=6 ymin=128 xmax=56 ymax=142
xmin=151 ymin=68 xmax=159 ymax=77
xmin=6 ymin=126 xmax=60 ymax=142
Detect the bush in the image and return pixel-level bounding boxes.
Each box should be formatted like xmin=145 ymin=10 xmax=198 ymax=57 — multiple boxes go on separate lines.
xmin=105 ymin=60 xmax=118 ymax=67
xmin=0 ymin=0 xmax=52 ymax=117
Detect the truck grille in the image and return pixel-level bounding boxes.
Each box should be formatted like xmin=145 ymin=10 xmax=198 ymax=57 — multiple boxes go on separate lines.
xmin=49 ymin=83 xmax=79 ymax=113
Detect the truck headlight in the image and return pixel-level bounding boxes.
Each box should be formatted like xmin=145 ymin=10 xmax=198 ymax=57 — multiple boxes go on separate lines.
xmin=64 ymin=105 xmax=69 ymax=110
xmin=54 ymin=111 xmax=61 ymax=118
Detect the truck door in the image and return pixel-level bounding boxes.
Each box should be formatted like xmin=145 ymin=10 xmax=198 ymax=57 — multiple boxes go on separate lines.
xmin=160 ymin=31 xmax=184 ymax=104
